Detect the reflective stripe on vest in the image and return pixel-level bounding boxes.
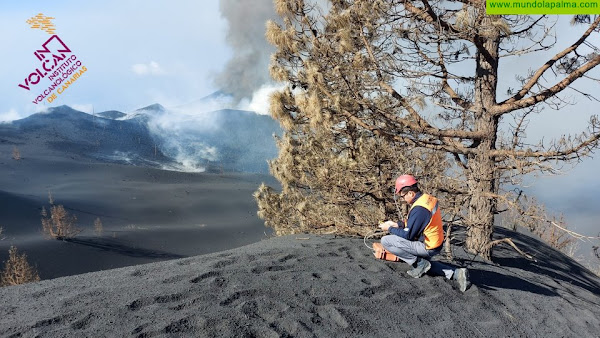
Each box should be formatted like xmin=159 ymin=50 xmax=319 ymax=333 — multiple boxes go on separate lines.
xmin=409 ymin=193 xmax=444 ymax=250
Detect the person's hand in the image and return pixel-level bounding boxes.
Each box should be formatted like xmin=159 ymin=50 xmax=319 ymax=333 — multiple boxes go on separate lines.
xmin=378 ymin=220 xmax=398 ymax=231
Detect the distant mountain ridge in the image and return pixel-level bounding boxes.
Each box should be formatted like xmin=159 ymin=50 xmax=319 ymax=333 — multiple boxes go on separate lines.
xmin=0 ymin=103 xmax=281 ymax=173
xmin=2 ymin=105 xmax=170 ymax=168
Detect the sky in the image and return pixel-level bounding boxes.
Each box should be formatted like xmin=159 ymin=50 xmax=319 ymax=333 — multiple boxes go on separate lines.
xmin=0 ymin=0 xmax=267 ymax=118
xmin=0 ymin=1 xmax=598 ymax=254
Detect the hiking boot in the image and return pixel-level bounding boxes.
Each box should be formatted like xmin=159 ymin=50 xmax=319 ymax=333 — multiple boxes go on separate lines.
xmin=407 ymin=258 xmax=431 ymax=278
xmin=453 ymin=268 xmax=470 ymax=292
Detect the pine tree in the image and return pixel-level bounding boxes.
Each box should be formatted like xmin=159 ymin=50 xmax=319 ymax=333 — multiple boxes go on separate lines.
xmin=257 ymin=1 xmax=600 ymax=259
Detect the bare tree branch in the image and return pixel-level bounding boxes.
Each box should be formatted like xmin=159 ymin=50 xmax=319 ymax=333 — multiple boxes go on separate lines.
xmin=492 ymin=124 xmax=600 ymax=160
xmin=495 ymin=16 xmax=600 ymax=115
xmin=494 ymin=54 xmax=600 ymax=114
xmin=487 ymin=238 xmax=537 ymax=261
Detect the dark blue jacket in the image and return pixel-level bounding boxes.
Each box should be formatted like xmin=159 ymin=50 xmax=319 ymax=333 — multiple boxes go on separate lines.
xmin=389 ymin=192 xmax=432 ymax=242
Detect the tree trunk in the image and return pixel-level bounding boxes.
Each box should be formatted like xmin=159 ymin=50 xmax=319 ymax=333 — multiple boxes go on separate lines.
xmin=465 ymin=151 xmax=496 ymax=259
xmin=465 ymin=29 xmax=500 ymax=260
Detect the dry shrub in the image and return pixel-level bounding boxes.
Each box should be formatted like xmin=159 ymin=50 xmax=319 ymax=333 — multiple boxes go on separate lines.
xmin=12 ymin=146 xmax=21 ymax=160
xmin=94 ymin=217 xmax=103 ymax=235
xmin=0 ymin=246 xmax=40 ymax=286
xmin=41 ymin=205 xmax=81 ymax=240
xmin=503 ymin=194 xmax=576 ymax=254
xmin=532 ymin=214 xmax=576 ymax=255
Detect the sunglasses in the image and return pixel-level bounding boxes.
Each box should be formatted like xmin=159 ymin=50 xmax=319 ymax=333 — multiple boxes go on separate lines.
xmin=392 ymin=189 xmax=411 ymax=202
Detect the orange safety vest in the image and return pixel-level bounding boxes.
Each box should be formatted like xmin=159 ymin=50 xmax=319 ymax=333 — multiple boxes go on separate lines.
xmin=407 ymin=193 xmax=444 ymax=250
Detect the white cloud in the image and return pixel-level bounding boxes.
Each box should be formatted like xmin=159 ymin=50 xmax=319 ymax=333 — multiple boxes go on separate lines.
xmin=131 ymin=61 xmax=166 ymax=76
xmin=238 ymin=83 xmax=285 ymax=115
xmin=0 ymin=109 xmax=21 ymax=123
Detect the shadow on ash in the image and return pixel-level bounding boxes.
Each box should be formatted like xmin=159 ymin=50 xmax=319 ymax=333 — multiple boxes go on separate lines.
xmin=1 ymin=228 xmax=599 ymax=337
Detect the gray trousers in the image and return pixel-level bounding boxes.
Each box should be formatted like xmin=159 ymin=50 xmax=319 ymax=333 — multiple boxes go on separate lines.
xmin=381 ymin=235 xmax=454 ymax=279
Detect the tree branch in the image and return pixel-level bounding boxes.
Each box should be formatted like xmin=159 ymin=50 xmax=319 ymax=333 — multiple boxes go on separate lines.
xmin=402 ymin=0 xmax=496 ymax=66
xmin=356 ymin=25 xmax=481 ymax=149
xmin=486 ymin=238 xmax=537 ymax=261
xmin=437 ymin=43 xmax=472 ymax=110
xmin=492 ymin=126 xmax=600 ymax=160
xmin=507 ymin=15 xmax=546 ymax=37
xmin=495 ymin=16 xmax=600 ymax=115
xmin=494 ymin=54 xmax=600 ymax=114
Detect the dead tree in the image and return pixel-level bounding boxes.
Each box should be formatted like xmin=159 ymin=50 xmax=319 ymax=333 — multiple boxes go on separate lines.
xmin=94 ymin=217 xmax=103 ymax=236
xmin=258 ymin=1 xmax=600 ymax=259
xmin=0 ymin=246 xmax=40 ymax=286
xmin=41 ymin=205 xmax=82 ymax=240
xmin=12 ymin=146 xmax=21 ymax=160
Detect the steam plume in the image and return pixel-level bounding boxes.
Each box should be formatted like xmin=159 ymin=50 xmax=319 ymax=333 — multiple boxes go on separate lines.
xmin=215 ymin=0 xmax=278 ymax=102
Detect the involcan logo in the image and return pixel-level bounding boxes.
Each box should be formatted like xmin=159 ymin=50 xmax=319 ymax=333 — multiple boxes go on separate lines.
xmin=18 ymin=13 xmax=88 ymax=105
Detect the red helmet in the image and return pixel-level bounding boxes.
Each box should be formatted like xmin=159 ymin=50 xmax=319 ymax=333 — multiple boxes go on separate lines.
xmin=395 ymin=175 xmax=418 ymax=194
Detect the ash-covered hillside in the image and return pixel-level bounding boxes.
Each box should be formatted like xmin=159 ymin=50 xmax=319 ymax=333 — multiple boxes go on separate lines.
xmin=1 ymin=105 xmax=170 ymax=168
xmin=1 ymin=230 xmax=599 ymax=337
xmin=0 ymin=102 xmax=281 ymax=173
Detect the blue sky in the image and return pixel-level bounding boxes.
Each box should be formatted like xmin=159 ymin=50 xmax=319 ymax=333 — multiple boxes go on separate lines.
xmin=1 ymin=2 xmax=599 ymax=249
